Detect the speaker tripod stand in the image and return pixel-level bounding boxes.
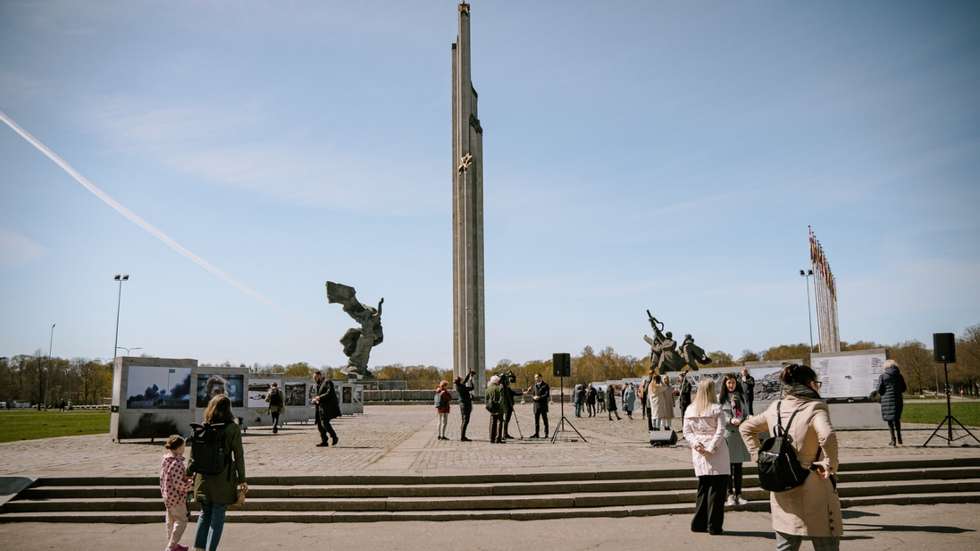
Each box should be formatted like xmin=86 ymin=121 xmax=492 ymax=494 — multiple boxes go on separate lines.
xmin=922 ymin=360 xmax=980 ymax=447
xmin=551 ymin=373 xmax=586 ymax=443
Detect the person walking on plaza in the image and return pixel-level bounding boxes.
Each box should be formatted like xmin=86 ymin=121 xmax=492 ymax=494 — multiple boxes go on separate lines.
xmin=740 ymin=364 xmax=843 ymax=551
xmin=586 ymin=385 xmax=598 ymax=417
xmin=434 ymin=380 xmax=451 ymax=440
xmin=454 ymin=371 xmax=475 ymax=441
xmin=160 ymin=435 xmax=193 ymax=551
xmin=188 ymin=395 xmax=246 ymax=551
xmin=878 ymin=360 xmax=907 ymax=447
xmin=597 ymin=386 xmax=606 ymax=413
xmin=265 ymin=382 xmax=284 ymax=434
xmin=679 ymin=372 xmax=693 ymax=420
xmin=649 ymin=375 xmax=675 ymax=430
xmin=606 ymin=384 xmax=621 ymax=420
xmin=529 ymin=373 xmax=551 ymax=438
xmin=311 ymin=371 xmax=340 ymax=447
xmin=622 ymin=382 xmax=636 ymax=420
xmin=573 ymin=383 xmax=585 ymax=418
xmin=683 ymin=379 xmax=730 ymax=536
xmin=740 ymin=367 xmax=756 ymax=415
xmin=485 ymin=375 xmax=504 ymax=443
xmin=720 ymin=375 xmax=750 ymax=507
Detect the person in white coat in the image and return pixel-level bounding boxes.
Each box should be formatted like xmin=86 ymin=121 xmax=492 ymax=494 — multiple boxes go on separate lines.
xmin=683 ymin=378 xmax=730 ymax=535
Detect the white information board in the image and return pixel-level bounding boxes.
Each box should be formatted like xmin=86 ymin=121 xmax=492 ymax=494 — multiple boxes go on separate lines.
xmin=811 ymin=349 xmax=886 ymax=399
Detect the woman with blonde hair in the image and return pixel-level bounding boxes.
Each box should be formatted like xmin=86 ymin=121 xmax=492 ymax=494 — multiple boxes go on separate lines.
xmin=683 ymin=378 xmax=730 ymax=535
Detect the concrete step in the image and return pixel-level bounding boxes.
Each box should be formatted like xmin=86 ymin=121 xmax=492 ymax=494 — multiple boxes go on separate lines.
xmin=1 ymin=492 xmax=979 ymax=523
xmin=6 ymin=478 xmax=979 ymax=514
xmin=20 ymin=466 xmax=980 ymax=500
xmin=31 ymin=456 xmax=980 ymax=487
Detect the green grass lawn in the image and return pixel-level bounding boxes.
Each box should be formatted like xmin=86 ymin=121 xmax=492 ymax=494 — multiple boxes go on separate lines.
xmin=903 ymin=401 xmax=980 ymax=427
xmin=0 ymin=410 xmax=110 ymax=443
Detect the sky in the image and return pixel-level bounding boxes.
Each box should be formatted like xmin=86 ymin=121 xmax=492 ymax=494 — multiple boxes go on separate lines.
xmin=1 ymin=1 xmax=978 ymax=369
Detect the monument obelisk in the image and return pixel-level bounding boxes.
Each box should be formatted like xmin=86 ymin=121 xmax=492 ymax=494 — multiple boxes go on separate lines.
xmin=452 ymin=2 xmax=486 ymax=395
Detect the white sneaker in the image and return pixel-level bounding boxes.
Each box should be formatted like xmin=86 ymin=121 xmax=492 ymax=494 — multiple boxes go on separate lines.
xmin=736 ymin=496 xmax=749 ymax=506
xmin=725 ymin=495 xmax=736 ymax=506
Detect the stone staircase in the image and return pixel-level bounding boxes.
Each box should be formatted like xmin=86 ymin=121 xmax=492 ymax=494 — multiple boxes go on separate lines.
xmin=2 ymin=457 xmax=979 ymax=523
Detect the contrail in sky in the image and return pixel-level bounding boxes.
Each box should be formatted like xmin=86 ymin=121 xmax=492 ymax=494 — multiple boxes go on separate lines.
xmin=0 ymin=109 xmax=277 ymax=308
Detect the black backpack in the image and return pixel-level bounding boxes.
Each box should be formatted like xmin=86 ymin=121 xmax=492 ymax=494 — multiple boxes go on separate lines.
xmin=188 ymin=422 xmax=229 ymax=477
xmin=757 ymin=402 xmax=812 ymax=492
xmin=268 ymin=388 xmax=283 ymax=407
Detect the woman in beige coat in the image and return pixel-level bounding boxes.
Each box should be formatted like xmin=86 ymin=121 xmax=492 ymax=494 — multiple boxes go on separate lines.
xmin=648 ymin=375 xmax=675 ymax=430
xmin=739 ymin=364 xmax=842 ymax=551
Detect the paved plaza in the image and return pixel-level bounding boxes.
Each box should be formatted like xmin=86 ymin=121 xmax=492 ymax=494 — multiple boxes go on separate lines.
xmin=1 ymin=404 xmax=978 ymax=479
xmin=0 ymin=503 xmax=977 ymax=550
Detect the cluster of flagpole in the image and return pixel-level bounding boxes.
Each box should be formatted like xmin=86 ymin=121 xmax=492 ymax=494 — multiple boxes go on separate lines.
xmin=809 ymin=226 xmax=841 ymax=353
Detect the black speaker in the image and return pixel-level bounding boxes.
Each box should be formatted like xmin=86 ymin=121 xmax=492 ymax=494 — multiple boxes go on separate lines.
xmin=933 ymin=333 xmax=956 ymax=363
xmin=649 ymin=429 xmax=677 ymax=447
xmin=553 ymin=353 xmax=571 ymax=377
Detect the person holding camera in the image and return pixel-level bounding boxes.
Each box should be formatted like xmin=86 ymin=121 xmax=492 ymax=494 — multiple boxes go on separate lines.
xmin=529 ymin=373 xmax=550 ymax=439
xmin=454 ymin=370 xmax=475 ymax=442
xmin=500 ymin=372 xmax=522 ymax=439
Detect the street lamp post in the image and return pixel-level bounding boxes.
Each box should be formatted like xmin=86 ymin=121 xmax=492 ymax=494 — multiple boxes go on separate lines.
xmin=799 ymin=269 xmax=815 ymax=351
xmin=47 ymin=323 xmax=55 ymax=407
xmin=116 ymin=346 xmax=142 ymax=356
xmin=112 ymin=274 xmax=129 ymax=361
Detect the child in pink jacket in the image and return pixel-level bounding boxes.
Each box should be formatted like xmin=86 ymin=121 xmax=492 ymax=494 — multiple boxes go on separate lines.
xmin=160 ymin=435 xmax=194 ymax=551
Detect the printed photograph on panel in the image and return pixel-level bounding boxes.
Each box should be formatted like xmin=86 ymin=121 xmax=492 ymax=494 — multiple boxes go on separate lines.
xmin=248 ymin=379 xmax=277 ymax=408
xmin=285 ymin=383 xmax=306 ymax=406
xmin=125 ymin=366 xmax=192 ymax=409
xmin=196 ymin=373 xmax=245 ymax=407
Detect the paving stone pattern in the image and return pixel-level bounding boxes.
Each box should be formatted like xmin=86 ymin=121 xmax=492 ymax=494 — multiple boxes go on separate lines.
xmin=0 ymin=404 xmax=978 ymax=478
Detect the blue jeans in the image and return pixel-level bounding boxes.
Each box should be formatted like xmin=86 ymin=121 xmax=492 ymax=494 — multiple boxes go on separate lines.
xmin=574 ymin=402 xmax=582 ymax=417
xmin=194 ymin=501 xmax=227 ymax=551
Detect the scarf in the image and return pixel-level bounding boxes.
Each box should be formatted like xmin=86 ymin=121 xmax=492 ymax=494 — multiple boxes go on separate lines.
xmin=785 ymin=383 xmax=822 ymax=401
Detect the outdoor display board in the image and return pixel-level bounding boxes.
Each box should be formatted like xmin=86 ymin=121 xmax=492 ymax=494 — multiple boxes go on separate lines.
xmin=663 ymin=362 xmax=794 ymax=403
xmin=811 ymin=349 xmax=886 ymax=400
xmin=247 ymin=378 xmax=278 ymax=408
xmin=195 ymin=373 xmax=245 ymax=407
xmin=111 ymin=357 xmax=198 ymax=441
xmin=125 ymin=366 xmax=192 ymax=409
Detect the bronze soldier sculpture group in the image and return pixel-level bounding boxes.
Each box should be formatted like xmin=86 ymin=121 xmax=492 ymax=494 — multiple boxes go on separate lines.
xmin=643 ymin=309 xmax=713 ymax=373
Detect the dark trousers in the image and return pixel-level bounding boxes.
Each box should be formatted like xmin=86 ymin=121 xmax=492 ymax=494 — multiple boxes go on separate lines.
xmin=460 ymin=404 xmax=472 ymax=439
xmin=587 ymin=403 xmax=595 ymax=417
xmin=316 ymin=410 xmax=337 ymax=443
xmin=646 ymin=406 xmax=654 ymax=430
xmin=729 ymin=463 xmax=743 ymax=495
xmin=489 ymin=413 xmax=503 ymax=443
xmin=271 ymin=410 xmax=280 ymax=432
xmin=745 ymin=398 xmax=755 ymax=416
xmin=691 ymin=475 xmax=728 ymax=534
xmin=534 ymin=410 xmax=549 ymax=436
xmin=888 ymin=420 xmax=903 ymax=444
xmin=503 ymin=410 xmax=514 ymax=437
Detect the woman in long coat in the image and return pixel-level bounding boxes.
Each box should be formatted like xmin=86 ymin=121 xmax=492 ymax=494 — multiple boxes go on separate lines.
xmin=649 ymin=375 xmax=675 ymax=430
xmin=740 ymin=364 xmax=842 ymax=550
xmin=719 ymin=375 xmax=750 ymax=506
xmin=683 ymin=378 xmax=730 ymax=535
xmin=878 ymin=360 xmax=907 ymax=446
xmin=622 ymin=383 xmax=636 ymax=419
xmin=606 ymin=384 xmax=621 ymax=420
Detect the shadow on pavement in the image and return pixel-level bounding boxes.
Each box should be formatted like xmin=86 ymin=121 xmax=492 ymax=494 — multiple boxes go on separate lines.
xmin=845 ymin=522 xmax=976 ymax=535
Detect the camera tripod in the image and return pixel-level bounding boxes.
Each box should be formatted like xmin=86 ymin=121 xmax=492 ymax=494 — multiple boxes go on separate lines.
xmin=923 ymin=360 xmax=980 ymax=447
xmin=551 ymin=373 xmax=586 ymax=443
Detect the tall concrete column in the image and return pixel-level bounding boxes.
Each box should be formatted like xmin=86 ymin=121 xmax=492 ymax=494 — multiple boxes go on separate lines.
xmin=452 ymin=2 xmax=486 ymax=395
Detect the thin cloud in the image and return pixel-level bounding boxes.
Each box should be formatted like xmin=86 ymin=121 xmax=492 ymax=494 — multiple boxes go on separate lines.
xmin=0 ymin=109 xmax=278 ymax=308
xmin=0 ymin=229 xmax=45 ymax=267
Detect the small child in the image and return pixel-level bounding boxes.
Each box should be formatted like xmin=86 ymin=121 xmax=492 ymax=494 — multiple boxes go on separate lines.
xmin=160 ymin=435 xmax=194 ymax=551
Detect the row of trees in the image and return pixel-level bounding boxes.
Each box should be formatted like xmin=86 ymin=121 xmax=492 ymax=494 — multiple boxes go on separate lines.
xmin=0 ymin=354 xmax=113 ymax=406
xmin=4 ymin=324 xmax=977 ymax=402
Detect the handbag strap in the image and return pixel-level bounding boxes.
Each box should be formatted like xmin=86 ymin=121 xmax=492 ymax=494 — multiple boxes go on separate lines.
xmin=775 ymin=401 xmax=803 ymax=438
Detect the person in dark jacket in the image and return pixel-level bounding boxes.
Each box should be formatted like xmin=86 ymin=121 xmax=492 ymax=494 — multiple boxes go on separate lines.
xmin=586 ymin=385 xmax=598 ymax=417
xmin=679 ymin=372 xmax=694 ymax=419
xmin=573 ymin=384 xmax=585 ymax=417
xmin=454 ymin=371 xmax=475 ymax=441
xmin=311 ymin=371 xmax=341 ymax=447
xmin=500 ymin=374 xmax=522 ymax=439
xmin=739 ymin=368 xmax=756 ymax=415
xmin=606 ymin=384 xmax=621 ymax=420
xmin=878 ymin=360 xmax=907 ymax=446
xmin=188 ymin=394 xmax=246 ymax=551
xmin=529 ymin=373 xmax=550 ymax=438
